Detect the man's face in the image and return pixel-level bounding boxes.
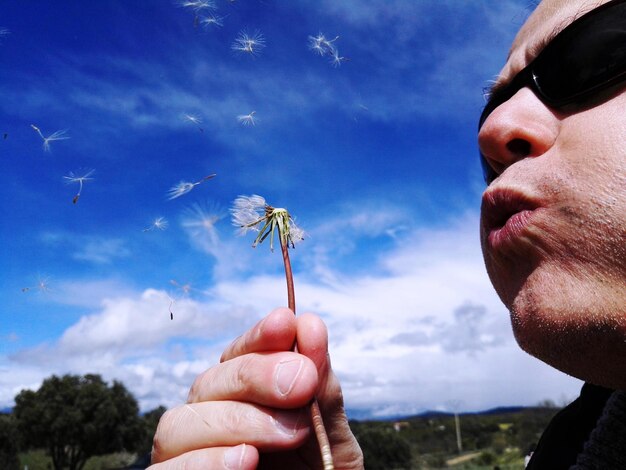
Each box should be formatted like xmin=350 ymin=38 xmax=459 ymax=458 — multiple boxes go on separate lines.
xmin=478 ymin=0 xmax=626 ymax=387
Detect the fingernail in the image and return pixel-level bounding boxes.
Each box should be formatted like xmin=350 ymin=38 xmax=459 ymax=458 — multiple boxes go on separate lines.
xmin=275 ymin=359 xmax=303 ymax=396
xmin=271 ymin=410 xmax=304 ymax=437
xmin=224 ymin=443 xmax=246 ymax=470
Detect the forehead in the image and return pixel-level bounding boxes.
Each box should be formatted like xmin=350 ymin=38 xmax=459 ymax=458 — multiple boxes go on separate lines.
xmin=499 ymin=0 xmax=612 ymax=82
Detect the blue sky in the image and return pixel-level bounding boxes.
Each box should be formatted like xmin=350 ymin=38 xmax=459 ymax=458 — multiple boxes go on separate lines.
xmin=0 ymin=0 xmax=582 ymax=417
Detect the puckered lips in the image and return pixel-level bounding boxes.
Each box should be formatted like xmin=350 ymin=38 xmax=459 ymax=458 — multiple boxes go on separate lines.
xmin=481 ymin=188 xmax=540 ymax=251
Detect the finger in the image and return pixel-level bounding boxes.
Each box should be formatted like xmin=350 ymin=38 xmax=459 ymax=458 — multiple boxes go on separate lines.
xmin=151 ymin=402 xmax=311 ymax=463
xmin=148 ymin=444 xmax=259 ymax=470
xmin=188 ymin=351 xmax=318 ymax=407
xmin=295 ymin=313 xmax=329 ymax=374
xmin=297 ymin=313 xmax=351 ymax=436
xmin=221 ymin=308 xmax=296 ymax=362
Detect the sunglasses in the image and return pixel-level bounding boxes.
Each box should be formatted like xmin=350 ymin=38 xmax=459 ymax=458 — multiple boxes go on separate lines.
xmin=478 ymin=0 xmax=626 ymax=184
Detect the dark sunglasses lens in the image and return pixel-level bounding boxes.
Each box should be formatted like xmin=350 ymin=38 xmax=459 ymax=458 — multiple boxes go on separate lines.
xmin=533 ymin=3 xmax=626 ymax=103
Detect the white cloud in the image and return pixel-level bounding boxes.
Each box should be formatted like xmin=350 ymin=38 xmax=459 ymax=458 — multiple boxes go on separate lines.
xmin=41 ymin=230 xmax=132 ymax=265
xmin=3 ymin=211 xmax=582 ymax=415
xmin=72 ymin=237 xmax=131 ymax=264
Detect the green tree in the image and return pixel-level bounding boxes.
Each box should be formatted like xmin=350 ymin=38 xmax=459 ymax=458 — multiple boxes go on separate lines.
xmin=0 ymin=413 xmax=20 ymax=470
xmin=13 ymin=374 xmax=143 ymax=470
xmin=138 ymin=405 xmax=167 ymax=456
xmin=353 ymin=426 xmax=412 ymax=470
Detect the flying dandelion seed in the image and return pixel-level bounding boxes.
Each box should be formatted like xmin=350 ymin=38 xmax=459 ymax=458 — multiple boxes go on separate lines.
xmin=231 ymin=30 xmax=265 ymax=55
xmin=167 ymin=173 xmax=216 ymax=200
xmin=0 ymin=28 xmax=9 ymax=43
xmin=177 ymin=0 xmax=216 ymax=12
xmin=308 ymin=32 xmax=338 ymax=56
xmin=168 ymin=279 xmax=197 ymax=320
xmin=31 ymin=124 xmax=70 ymax=152
xmin=237 ymin=111 xmax=256 ymax=126
xmin=183 ymin=113 xmax=204 ymax=132
xmin=168 ymin=295 xmax=175 ymax=320
xmin=329 ymin=50 xmax=348 ymax=67
xmin=308 ymin=34 xmax=326 ymax=55
xmin=63 ymin=169 xmax=95 ymax=204
xmin=200 ymin=14 xmax=224 ymax=28
xmin=308 ymin=32 xmax=347 ymax=68
xmin=22 ymin=275 xmax=51 ymax=293
xmin=143 ymin=217 xmax=169 ymax=232
xmin=182 ymin=201 xmax=224 ymax=248
xmin=170 ymin=279 xmax=193 ymax=295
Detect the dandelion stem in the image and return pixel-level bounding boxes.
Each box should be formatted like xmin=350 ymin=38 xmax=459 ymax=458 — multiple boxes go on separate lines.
xmin=279 ymin=235 xmax=334 ymax=470
xmin=280 ymin=236 xmax=296 ymax=313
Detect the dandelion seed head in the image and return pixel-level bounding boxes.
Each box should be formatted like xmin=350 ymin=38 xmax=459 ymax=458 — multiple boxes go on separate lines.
xmin=231 ymin=194 xmax=267 ymax=234
xmin=232 ymin=30 xmax=265 ymax=55
xmin=231 ymin=195 xmax=304 ymax=251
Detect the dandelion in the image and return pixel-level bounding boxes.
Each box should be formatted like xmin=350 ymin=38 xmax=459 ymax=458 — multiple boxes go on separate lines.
xmin=167 ymin=173 xmax=216 ymax=200
xmin=143 ymin=216 xmax=169 ymax=232
xmin=31 ymin=124 xmax=69 ymax=152
xmin=231 ymin=30 xmax=265 ymax=55
xmin=230 ymin=195 xmax=331 ymax=469
xmin=183 ymin=113 xmax=203 ymax=132
xmin=237 ymin=111 xmax=256 ymax=126
xmin=63 ymin=168 xmax=95 ymax=204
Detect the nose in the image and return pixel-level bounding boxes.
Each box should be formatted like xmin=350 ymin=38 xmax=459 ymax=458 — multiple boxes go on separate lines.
xmin=478 ymin=87 xmax=559 ymax=178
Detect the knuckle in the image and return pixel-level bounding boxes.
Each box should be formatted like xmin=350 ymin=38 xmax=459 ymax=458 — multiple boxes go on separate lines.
xmin=231 ymin=354 xmax=256 ymax=395
xmin=221 ymin=404 xmax=264 ymax=439
xmin=187 ymin=371 xmax=205 ymax=403
xmin=150 ymin=409 xmax=174 ymax=463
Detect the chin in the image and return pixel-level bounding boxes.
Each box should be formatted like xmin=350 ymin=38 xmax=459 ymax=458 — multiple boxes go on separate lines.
xmin=506 ymin=268 xmax=626 ymax=390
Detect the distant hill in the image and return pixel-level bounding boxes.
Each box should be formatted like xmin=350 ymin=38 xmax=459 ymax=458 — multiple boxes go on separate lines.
xmin=348 ymin=405 xmax=535 ymax=421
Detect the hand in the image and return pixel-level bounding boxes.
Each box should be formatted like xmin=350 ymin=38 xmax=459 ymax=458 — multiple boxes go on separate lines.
xmin=149 ymin=307 xmax=364 ymax=469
